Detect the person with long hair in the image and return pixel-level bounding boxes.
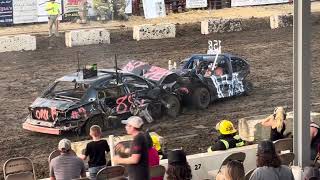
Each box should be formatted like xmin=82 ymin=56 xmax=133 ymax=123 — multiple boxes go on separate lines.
xmin=249 ymin=140 xmax=294 ymax=180
xmin=145 ymin=133 xmax=163 ymax=180
xmin=216 ymin=160 xmax=245 ymax=180
xmin=166 ymin=149 xmax=192 ymax=180
xmin=261 ymin=107 xmax=288 ymax=141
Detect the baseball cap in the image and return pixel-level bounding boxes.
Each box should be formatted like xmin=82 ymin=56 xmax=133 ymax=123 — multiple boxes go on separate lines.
xmin=58 ymin=139 xmax=71 ymax=151
xmin=257 ymin=140 xmax=276 ymax=154
xmin=121 ymin=116 xmax=144 ymax=129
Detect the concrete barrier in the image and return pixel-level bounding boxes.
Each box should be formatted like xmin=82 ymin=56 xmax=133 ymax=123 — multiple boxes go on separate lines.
xmin=0 ymin=34 xmax=36 ymax=53
xmin=270 ymin=14 xmax=293 ymax=29
xmin=201 ymin=19 xmax=243 ymax=34
xmin=133 ymin=23 xmax=176 ymax=41
xmin=65 ymin=28 xmax=110 ymax=47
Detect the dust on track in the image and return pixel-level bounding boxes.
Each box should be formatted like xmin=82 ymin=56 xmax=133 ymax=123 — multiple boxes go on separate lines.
xmin=0 ymin=23 xmax=320 ymax=179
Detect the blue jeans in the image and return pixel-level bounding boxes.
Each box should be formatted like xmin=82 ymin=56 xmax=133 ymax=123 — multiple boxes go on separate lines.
xmin=89 ymin=165 xmax=105 ymax=180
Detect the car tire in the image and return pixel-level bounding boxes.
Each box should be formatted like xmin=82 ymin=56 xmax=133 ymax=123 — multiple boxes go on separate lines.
xmin=84 ymin=115 xmax=105 ymax=135
xmin=164 ymin=95 xmax=181 ymax=118
xmin=192 ymin=87 xmax=210 ymax=109
xmin=243 ymin=80 xmax=253 ymax=96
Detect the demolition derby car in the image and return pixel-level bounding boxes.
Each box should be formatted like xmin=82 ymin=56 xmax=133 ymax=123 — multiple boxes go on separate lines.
xmin=123 ymin=40 xmax=252 ymax=109
xmin=23 ymin=65 xmax=182 ymax=135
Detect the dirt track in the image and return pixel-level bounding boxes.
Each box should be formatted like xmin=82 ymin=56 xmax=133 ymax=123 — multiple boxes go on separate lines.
xmin=1 ymin=23 xmax=320 ymax=179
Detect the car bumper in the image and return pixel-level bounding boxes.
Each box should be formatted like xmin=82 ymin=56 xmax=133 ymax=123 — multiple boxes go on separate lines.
xmin=23 ymin=116 xmax=77 ymax=135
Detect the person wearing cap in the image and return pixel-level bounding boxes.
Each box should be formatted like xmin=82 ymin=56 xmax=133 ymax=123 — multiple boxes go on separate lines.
xmin=45 ymin=0 xmax=60 ymax=37
xmin=113 ymin=116 xmax=149 ymax=180
xmin=261 ymin=107 xmax=288 ymax=141
xmin=79 ymin=125 xmax=110 ymax=180
xmin=207 ymin=120 xmax=245 ymax=152
xmin=166 ymin=149 xmax=192 ymax=180
xmin=49 ymin=139 xmax=86 ymax=180
xmin=249 ymin=140 xmax=294 ymax=180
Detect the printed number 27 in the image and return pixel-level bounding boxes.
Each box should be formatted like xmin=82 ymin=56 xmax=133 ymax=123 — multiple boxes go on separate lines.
xmin=195 ymin=164 xmax=201 ymax=170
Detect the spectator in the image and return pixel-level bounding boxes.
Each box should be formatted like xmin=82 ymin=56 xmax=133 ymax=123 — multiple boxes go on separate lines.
xmin=166 ymin=149 xmax=192 ymax=180
xmin=80 ymin=125 xmax=110 ymax=180
xmin=113 ymin=116 xmax=149 ymax=180
xmin=50 ymin=139 xmax=86 ymax=180
xmin=216 ymin=160 xmax=245 ymax=180
xmin=78 ymin=0 xmax=89 ymax=24
xmin=145 ymin=133 xmax=163 ymax=180
xmin=208 ymin=120 xmax=245 ymax=152
xmin=261 ymin=107 xmax=288 ymax=141
xmin=303 ymin=166 xmax=320 ymax=180
xmin=310 ymin=121 xmax=320 ymax=160
xmin=249 ymin=140 xmax=294 ymax=180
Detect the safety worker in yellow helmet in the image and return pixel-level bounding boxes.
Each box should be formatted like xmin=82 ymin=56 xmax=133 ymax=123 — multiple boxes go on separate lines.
xmin=45 ymin=0 xmax=61 ymax=37
xmin=151 ymin=135 xmax=167 ymax=159
xmin=208 ymin=120 xmax=245 ymax=152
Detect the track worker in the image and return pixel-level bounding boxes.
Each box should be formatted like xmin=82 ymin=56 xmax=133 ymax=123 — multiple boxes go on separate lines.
xmin=45 ymin=0 xmax=60 ymax=37
xmin=113 ymin=116 xmax=150 ymax=180
xmin=80 ymin=125 xmax=110 ymax=180
xmin=208 ymin=120 xmax=245 ymax=152
xmin=261 ymin=107 xmax=288 ymax=141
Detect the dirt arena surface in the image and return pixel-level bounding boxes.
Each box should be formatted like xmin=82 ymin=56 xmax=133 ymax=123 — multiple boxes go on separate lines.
xmin=1 ymin=23 xmax=320 ymax=179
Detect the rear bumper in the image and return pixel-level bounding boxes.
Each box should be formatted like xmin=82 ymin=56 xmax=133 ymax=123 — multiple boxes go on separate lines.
xmin=23 ymin=122 xmax=61 ymax=135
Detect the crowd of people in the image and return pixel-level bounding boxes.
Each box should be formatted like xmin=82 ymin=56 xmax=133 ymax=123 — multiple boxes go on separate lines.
xmin=47 ymin=106 xmax=320 ymax=180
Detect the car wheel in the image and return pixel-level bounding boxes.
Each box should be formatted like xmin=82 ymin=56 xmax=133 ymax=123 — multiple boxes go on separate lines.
xmin=84 ymin=115 xmax=105 ymax=135
xmin=192 ymin=87 xmax=210 ymax=109
xmin=164 ymin=95 xmax=181 ymax=118
xmin=243 ymin=80 xmax=253 ymax=96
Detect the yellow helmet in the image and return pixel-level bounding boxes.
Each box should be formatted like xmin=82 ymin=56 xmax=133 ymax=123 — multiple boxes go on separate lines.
xmin=151 ymin=135 xmax=161 ymax=151
xmin=216 ymin=120 xmax=237 ymax=135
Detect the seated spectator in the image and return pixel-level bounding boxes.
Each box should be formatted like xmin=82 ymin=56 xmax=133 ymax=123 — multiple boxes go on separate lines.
xmin=216 ymin=160 xmax=245 ymax=180
xmin=249 ymin=140 xmax=294 ymax=180
xmin=80 ymin=125 xmax=110 ymax=180
xmin=261 ymin=107 xmax=288 ymax=141
xmin=208 ymin=120 xmax=245 ymax=152
xmin=303 ymin=166 xmax=320 ymax=180
xmin=166 ymin=149 xmax=192 ymax=180
xmin=113 ymin=116 xmax=149 ymax=180
xmin=50 ymin=139 xmax=86 ymax=180
xmin=145 ymin=133 xmax=163 ymax=180
xmin=310 ymin=121 xmax=320 ymax=160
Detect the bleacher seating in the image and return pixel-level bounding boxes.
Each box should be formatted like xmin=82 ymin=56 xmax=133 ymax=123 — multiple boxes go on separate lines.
xmin=245 ymin=168 xmax=255 ymax=180
xmin=96 ymin=165 xmax=126 ymax=180
xmin=150 ymin=165 xmax=166 ymax=178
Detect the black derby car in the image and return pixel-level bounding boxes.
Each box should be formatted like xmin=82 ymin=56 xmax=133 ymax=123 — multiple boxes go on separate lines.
xmin=23 ymin=68 xmax=181 ymax=135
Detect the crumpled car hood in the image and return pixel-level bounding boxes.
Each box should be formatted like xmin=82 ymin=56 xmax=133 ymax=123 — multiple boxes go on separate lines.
xmin=30 ymin=97 xmax=77 ymax=111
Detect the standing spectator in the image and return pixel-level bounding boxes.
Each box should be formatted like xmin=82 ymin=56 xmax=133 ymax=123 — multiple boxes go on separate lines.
xmin=249 ymin=140 xmax=294 ymax=180
xmin=310 ymin=121 xmax=320 ymax=160
xmin=208 ymin=120 xmax=245 ymax=152
xmin=50 ymin=139 xmax=86 ymax=180
xmin=145 ymin=133 xmax=163 ymax=180
xmin=216 ymin=160 xmax=245 ymax=180
xmin=261 ymin=107 xmax=288 ymax=141
xmin=80 ymin=125 xmax=110 ymax=180
xmin=113 ymin=116 xmax=149 ymax=180
xmin=45 ymin=0 xmax=60 ymax=37
xmin=78 ymin=0 xmax=89 ymax=24
xmin=166 ymin=149 xmax=192 ymax=180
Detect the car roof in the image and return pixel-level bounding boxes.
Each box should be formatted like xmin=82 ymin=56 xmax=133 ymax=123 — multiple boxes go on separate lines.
xmin=190 ymin=53 xmax=236 ymax=58
xmin=56 ymin=69 xmax=141 ymax=84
